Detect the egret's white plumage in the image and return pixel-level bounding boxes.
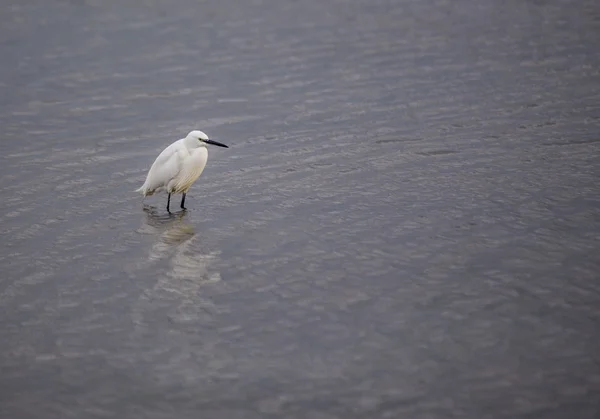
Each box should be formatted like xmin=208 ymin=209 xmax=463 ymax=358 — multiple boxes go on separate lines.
xmin=136 ymin=130 xmax=228 ymax=211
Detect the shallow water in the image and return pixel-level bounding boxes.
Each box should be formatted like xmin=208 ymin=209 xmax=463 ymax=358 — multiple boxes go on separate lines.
xmin=1 ymin=0 xmax=600 ymax=418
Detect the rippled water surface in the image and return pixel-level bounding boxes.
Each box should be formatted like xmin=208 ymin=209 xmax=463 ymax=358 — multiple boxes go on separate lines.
xmin=2 ymin=0 xmax=600 ymax=418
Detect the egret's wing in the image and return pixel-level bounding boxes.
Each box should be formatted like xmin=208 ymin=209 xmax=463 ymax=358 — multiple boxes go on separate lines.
xmin=142 ymin=142 xmax=185 ymax=193
xmin=171 ymin=147 xmax=208 ymax=193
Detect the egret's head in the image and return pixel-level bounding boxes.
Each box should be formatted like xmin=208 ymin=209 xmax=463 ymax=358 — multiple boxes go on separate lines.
xmin=187 ymin=130 xmax=228 ymax=148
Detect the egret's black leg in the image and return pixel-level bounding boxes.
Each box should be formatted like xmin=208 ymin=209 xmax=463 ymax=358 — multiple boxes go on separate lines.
xmin=166 ymin=193 xmax=171 ymax=213
xmin=180 ymin=193 xmax=187 ymax=210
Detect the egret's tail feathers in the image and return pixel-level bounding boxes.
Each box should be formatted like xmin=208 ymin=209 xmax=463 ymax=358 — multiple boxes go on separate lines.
xmin=135 ymin=185 xmax=148 ymax=196
xmin=135 ymin=185 xmax=157 ymax=197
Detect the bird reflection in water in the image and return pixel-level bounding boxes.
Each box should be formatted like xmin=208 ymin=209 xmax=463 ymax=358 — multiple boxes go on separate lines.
xmin=138 ymin=204 xmax=221 ymax=283
xmin=141 ymin=204 xmax=195 ymax=246
xmin=131 ymin=205 xmax=221 ymax=329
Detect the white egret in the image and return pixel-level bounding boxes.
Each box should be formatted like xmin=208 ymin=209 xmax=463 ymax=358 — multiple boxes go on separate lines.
xmin=136 ymin=130 xmax=228 ymax=212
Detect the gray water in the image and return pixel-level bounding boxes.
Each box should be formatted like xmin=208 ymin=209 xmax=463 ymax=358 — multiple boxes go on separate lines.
xmin=1 ymin=0 xmax=600 ymax=418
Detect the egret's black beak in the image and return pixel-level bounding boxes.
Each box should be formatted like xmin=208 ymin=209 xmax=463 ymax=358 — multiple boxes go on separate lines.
xmin=205 ymin=139 xmax=228 ymax=148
